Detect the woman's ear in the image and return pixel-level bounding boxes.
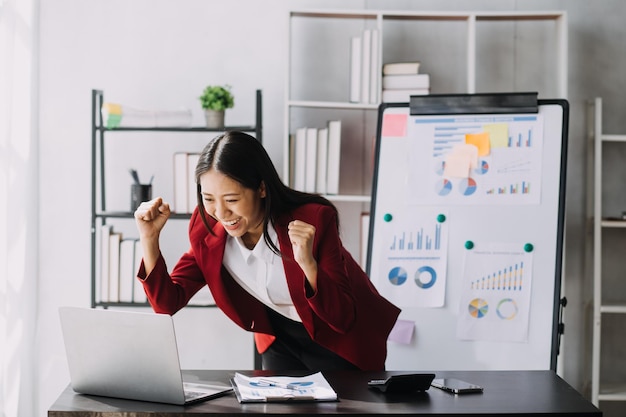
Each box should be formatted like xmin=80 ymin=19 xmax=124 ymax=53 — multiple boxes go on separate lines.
xmin=259 ymin=181 xmax=267 ymax=198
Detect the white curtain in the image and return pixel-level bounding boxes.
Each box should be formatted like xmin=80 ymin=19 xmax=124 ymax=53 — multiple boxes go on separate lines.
xmin=0 ymin=0 xmax=39 ymax=416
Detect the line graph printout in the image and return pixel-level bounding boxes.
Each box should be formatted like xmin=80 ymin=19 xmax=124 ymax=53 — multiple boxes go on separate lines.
xmin=407 ymin=114 xmax=545 ymax=206
xmin=370 ymin=211 xmax=449 ymax=308
xmin=456 ymin=242 xmax=533 ymax=342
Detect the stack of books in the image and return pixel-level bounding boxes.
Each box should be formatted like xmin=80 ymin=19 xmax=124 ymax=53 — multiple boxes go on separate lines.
xmin=173 ymin=152 xmax=201 ymax=213
xmin=290 ymin=120 xmax=342 ymax=195
xmin=349 ymin=28 xmax=379 ymax=104
xmin=99 ymin=225 xmax=147 ymax=304
xmin=381 ymin=62 xmax=430 ymax=103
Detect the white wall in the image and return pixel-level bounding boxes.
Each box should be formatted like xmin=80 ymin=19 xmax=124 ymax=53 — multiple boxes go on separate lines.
xmin=36 ymin=0 xmax=626 ymax=416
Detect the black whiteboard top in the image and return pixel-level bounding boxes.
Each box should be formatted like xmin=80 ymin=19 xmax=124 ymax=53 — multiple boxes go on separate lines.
xmin=368 ymin=95 xmax=568 ymax=371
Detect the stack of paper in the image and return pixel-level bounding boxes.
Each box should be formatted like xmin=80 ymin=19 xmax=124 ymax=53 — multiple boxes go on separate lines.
xmin=230 ymin=372 xmax=338 ymax=403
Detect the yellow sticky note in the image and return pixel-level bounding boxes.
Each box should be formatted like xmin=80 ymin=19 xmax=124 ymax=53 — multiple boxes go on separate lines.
xmin=465 ymin=132 xmax=490 ymax=156
xmin=483 ymin=123 xmax=509 ymax=148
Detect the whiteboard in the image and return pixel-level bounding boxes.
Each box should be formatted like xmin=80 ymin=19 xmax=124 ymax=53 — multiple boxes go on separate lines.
xmin=367 ymin=95 xmax=568 ymax=371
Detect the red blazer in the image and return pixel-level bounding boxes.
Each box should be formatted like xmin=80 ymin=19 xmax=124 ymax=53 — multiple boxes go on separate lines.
xmin=140 ymin=203 xmax=401 ymax=370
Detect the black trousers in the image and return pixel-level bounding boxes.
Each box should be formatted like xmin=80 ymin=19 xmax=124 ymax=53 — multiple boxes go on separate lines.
xmin=261 ymin=307 xmax=359 ymax=371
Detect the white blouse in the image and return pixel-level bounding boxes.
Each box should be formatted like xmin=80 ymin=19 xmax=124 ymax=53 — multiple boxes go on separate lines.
xmin=222 ymin=222 xmax=302 ymax=322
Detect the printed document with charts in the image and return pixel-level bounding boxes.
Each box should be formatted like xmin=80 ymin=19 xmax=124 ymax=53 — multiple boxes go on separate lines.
xmin=230 ymin=372 xmax=338 ymax=403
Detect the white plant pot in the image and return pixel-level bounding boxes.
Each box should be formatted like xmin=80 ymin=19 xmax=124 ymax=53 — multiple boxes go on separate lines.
xmin=205 ymin=109 xmax=225 ymax=129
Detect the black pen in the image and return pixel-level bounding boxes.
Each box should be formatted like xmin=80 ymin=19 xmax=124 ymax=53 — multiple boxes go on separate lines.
xmin=129 ymin=169 xmax=140 ymax=184
xmin=258 ymin=378 xmax=298 ymax=390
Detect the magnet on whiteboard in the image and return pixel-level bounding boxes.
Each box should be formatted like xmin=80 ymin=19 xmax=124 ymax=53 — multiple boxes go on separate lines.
xmin=437 ymin=214 xmax=446 ymax=223
xmin=383 ymin=213 xmax=393 ymax=222
xmin=465 ymin=240 xmax=474 ymax=250
xmin=524 ymin=243 xmax=534 ymax=252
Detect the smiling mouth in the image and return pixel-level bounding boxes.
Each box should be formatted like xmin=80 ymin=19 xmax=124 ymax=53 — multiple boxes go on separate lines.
xmin=222 ymin=218 xmax=241 ymax=227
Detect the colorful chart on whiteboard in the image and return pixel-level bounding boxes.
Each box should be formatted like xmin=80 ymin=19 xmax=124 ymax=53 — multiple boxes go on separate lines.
xmin=407 ymin=113 xmax=545 ymax=206
xmin=371 ymin=210 xmax=449 ymax=308
xmin=456 ymin=242 xmax=533 ymax=342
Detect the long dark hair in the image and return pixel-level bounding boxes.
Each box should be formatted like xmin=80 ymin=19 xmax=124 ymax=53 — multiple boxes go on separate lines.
xmin=194 ymin=131 xmax=337 ymax=255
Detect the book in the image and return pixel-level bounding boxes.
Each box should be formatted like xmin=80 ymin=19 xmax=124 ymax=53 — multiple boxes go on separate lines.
xmin=230 ymin=372 xmax=337 ymax=403
xmin=100 ymin=225 xmax=112 ymax=302
xmin=360 ymin=212 xmax=370 ymax=269
xmin=108 ymin=231 xmax=122 ymax=303
xmin=304 ymin=127 xmax=318 ymax=193
xmin=382 ymin=73 xmax=430 ymax=90
xmin=369 ymin=29 xmax=379 ymax=104
xmin=315 ymin=127 xmax=329 ymax=194
xmin=326 ymin=120 xmax=342 ymax=195
xmin=288 ymin=133 xmax=296 ymax=188
xmin=382 ymin=88 xmax=430 ymax=103
xmin=294 ymin=127 xmax=307 ymax=191
xmin=187 ymin=153 xmax=200 ymax=212
xmin=173 ymin=152 xmax=188 ymax=213
xmin=382 ymin=61 xmax=421 ymax=75
xmin=360 ymin=29 xmax=371 ymax=105
xmin=118 ymin=238 xmax=136 ymax=303
xmin=132 ymin=239 xmax=147 ymax=303
xmin=349 ymin=36 xmax=362 ymax=103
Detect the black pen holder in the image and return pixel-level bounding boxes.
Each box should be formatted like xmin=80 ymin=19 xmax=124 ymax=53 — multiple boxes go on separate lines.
xmin=131 ymin=184 xmax=152 ymax=212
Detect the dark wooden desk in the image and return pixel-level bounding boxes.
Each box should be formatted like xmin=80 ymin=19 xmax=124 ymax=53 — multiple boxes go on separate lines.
xmin=48 ymin=370 xmax=601 ymax=416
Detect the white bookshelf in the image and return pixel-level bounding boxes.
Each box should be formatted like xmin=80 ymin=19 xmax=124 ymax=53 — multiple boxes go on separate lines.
xmin=284 ymin=8 xmax=567 ymax=256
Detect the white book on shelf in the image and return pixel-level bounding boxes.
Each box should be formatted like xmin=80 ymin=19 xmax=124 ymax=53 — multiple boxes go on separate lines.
xmin=349 ymin=36 xmax=362 ymax=103
xmin=100 ymin=225 xmax=112 ymax=303
xmin=305 ymin=127 xmax=318 ymax=193
xmin=133 ymin=239 xmax=147 ymax=303
xmin=360 ymin=212 xmax=370 ymax=269
xmin=382 ymin=61 xmax=421 ymax=75
xmin=294 ymin=127 xmax=307 ymax=192
xmin=187 ymin=153 xmax=200 ymax=213
xmin=369 ymin=29 xmax=379 ymax=104
xmin=316 ymin=127 xmax=329 ymax=194
xmin=382 ymin=88 xmax=430 ymax=103
xmin=173 ymin=152 xmax=188 ymax=214
xmin=382 ymin=73 xmax=430 ymax=90
xmin=289 ymin=133 xmax=296 ymax=188
xmin=118 ymin=238 xmax=136 ymax=303
xmin=108 ymin=231 xmax=122 ymax=303
xmin=326 ymin=120 xmax=342 ymax=195
xmin=360 ymin=29 xmax=371 ymax=105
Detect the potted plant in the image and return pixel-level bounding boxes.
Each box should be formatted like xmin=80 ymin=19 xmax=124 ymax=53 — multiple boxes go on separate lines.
xmin=199 ymin=85 xmax=234 ymax=129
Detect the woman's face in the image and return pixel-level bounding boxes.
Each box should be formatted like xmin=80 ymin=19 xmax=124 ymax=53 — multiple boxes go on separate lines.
xmin=200 ymin=170 xmax=266 ymax=244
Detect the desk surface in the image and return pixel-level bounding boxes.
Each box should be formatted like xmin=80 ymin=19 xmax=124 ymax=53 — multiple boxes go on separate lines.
xmin=48 ymin=370 xmax=601 ymax=416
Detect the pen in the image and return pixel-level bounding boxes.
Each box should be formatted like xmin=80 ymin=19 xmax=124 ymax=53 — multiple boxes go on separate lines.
xmin=129 ymin=169 xmax=140 ymax=184
xmin=258 ymin=378 xmax=299 ymax=390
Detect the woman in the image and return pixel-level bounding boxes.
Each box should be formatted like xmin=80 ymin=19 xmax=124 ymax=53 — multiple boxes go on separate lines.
xmin=134 ymin=131 xmax=400 ymax=370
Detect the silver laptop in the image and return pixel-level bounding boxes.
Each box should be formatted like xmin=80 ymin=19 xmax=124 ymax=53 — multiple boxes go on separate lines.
xmin=58 ymin=306 xmax=233 ymax=405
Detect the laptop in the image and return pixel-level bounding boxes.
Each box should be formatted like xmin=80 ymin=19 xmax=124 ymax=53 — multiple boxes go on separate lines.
xmin=58 ymin=306 xmax=233 ymax=405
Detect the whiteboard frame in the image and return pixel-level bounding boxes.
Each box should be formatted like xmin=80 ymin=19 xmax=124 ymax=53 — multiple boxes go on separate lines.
xmin=367 ymin=96 xmax=568 ymax=371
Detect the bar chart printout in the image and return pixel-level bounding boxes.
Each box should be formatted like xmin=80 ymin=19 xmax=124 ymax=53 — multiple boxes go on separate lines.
xmin=373 ymin=211 xmax=448 ymax=308
xmin=457 ymin=242 xmax=533 ymax=342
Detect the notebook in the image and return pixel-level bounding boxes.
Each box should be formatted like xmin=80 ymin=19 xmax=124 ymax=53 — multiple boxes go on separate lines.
xmin=58 ymin=306 xmax=233 ymax=405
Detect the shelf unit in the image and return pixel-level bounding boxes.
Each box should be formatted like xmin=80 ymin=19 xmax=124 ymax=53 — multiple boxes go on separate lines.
xmin=588 ymin=97 xmax=626 ymax=408
xmin=284 ymin=8 xmax=567 ymax=261
xmin=90 ymin=89 xmax=262 ymax=309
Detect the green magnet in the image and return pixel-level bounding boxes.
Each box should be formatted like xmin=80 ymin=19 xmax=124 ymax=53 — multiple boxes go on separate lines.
xmin=465 ymin=240 xmax=474 ymax=250
xmin=437 ymin=214 xmax=446 ymax=223
xmin=383 ymin=213 xmax=393 ymax=222
xmin=524 ymin=243 xmax=534 ymax=252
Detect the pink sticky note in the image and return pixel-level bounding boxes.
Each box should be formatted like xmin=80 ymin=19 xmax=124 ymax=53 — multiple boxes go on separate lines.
xmin=381 ymin=113 xmax=408 ymax=137
xmin=387 ymin=319 xmax=415 ymax=344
